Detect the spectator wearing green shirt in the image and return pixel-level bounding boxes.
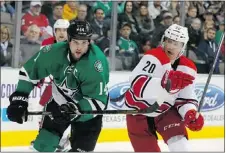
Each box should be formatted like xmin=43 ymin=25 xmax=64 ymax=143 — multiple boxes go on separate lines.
xmin=117 ymin=22 xmax=139 ymax=70
xmin=215 ymin=21 xmax=224 ymax=45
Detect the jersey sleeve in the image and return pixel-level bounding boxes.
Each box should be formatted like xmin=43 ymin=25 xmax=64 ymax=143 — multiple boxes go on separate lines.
xmin=126 ymin=48 xmax=172 ymax=108
xmin=16 ymin=45 xmax=54 ymax=94
xmin=174 ymin=58 xmax=199 ymax=119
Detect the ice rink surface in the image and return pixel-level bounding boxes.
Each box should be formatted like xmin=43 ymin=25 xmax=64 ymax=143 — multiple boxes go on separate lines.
xmin=1 ymin=138 xmax=224 ymax=152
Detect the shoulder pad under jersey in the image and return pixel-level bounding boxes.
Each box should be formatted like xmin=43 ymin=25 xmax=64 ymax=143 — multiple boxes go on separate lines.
xmin=177 ymin=55 xmax=197 ymax=77
xmin=144 ymin=47 xmax=171 ymax=66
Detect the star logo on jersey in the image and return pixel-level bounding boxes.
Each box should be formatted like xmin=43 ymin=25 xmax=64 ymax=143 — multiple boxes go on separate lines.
xmin=94 ymin=60 xmax=103 ymax=72
xmin=42 ymin=45 xmax=52 ymax=53
xmin=59 ymin=78 xmax=79 ymax=97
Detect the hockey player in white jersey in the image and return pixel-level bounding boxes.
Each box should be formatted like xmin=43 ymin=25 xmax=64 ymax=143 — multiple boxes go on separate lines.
xmin=124 ymin=24 xmax=204 ymax=152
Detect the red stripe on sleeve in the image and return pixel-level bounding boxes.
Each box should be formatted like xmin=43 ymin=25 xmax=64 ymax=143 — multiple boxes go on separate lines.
xmin=125 ymin=90 xmax=150 ymax=109
xmin=132 ymin=75 xmax=149 ymax=98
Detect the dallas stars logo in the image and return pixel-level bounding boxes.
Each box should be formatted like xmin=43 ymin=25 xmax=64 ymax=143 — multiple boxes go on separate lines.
xmin=58 ymin=78 xmax=79 ymax=97
xmin=94 ymin=60 xmax=103 ymax=72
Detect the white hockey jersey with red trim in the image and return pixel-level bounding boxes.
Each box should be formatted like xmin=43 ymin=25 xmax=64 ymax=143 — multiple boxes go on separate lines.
xmin=40 ymin=36 xmax=56 ymax=49
xmin=123 ymin=46 xmax=198 ymax=119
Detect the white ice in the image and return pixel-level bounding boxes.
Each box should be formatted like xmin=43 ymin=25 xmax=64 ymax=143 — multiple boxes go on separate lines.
xmin=1 ymin=138 xmax=224 ymax=152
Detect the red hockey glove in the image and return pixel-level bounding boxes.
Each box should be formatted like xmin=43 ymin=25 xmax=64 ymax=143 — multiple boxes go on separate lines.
xmin=184 ymin=109 xmax=204 ymax=131
xmin=161 ymin=70 xmax=195 ymax=92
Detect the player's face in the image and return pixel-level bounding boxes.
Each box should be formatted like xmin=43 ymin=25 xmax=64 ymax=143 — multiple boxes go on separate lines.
xmin=69 ymin=39 xmax=89 ymax=60
xmin=164 ymin=38 xmax=183 ymax=61
xmin=55 ymin=28 xmax=67 ymax=42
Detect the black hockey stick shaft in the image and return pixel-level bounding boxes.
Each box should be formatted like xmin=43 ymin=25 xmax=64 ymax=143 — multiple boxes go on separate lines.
xmin=27 ymin=102 xmax=159 ymax=115
xmin=198 ymin=33 xmax=224 ymax=112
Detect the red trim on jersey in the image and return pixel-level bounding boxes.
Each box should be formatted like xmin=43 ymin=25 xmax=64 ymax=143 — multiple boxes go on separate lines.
xmin=41 ymin=37 xmax=56 ymax=46
xmin=125 ymin=90 xmax=151 ymax=109
xmin=158 ymin=103 xmax=171 ymax=111
xmin=39 ymin=85 xmax=52 ymax=106
xmin=132 ymin=75 xmax=150 ymax=98
xmin=145 ymin=47 xmax=170 ymax=65
xmin=179 ymin=56 xmax=197 ymax=72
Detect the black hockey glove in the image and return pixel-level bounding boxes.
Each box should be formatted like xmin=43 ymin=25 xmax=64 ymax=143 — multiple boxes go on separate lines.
xmin=60 ymin=102 xmax=80 ymax=121
xmin=7 ymin=91 xmax=29 ymax=124
xmin=48 ymin=101 xmax=80 ymax=124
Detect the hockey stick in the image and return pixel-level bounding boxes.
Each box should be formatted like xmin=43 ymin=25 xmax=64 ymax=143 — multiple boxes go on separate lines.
xmin=197 ymin=33 xmax=225 ymax=112
xmin=27 ymin=102 xmax=159 ymax=115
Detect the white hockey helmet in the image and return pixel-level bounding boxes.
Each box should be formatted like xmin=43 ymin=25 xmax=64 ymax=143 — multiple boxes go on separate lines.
xmin=53 ymin=19 xmax=70 ymax=36
xmin=161 ymin=24 xmax=189 ymax=57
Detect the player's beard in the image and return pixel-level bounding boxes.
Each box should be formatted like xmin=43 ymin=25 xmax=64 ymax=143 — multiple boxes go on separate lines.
xmin=71 ymin=50 xmax=86 ymax=60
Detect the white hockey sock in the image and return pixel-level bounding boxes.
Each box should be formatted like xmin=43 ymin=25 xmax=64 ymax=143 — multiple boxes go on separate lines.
xmin=167 ymin=135 xmax=190 ymax=152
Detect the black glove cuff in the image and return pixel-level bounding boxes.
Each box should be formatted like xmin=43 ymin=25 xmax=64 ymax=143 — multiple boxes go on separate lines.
xmin=9 ymin=91 xmax=29 ymax=106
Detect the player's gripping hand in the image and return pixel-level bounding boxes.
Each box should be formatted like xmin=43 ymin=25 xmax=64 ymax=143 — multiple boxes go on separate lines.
xmin=184 ymin=109 xmax=204 ymax=131
xmin=7 ymin=91 xmax=29 ymax=124
xmin=161 ymin=70 xmax=195 ymax=92
xmin=60 ymin=102 xmax=80 ymax=121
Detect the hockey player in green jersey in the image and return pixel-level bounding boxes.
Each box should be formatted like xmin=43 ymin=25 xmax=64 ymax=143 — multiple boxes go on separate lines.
xmin=7 ymin=20 xmax=109 ymax=152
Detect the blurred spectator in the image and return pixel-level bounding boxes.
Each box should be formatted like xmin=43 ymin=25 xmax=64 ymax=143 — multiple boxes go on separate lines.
xmin=208 ymin=1 xmax=223 ymax=16
xmin=92 ymin=0 xmax=125 ymax=18
xmin=118 ymin=1 xmax=140 ymax=42
xmin=21 ymin=1 xmax=53 ymax=40
xmin=96 ymin=27 xmax=113 ymax=56
xmin=189 ymin=1 xmax=206 ymax=17
xmin=1 ymin=0 xmax=15 ymax=17
xmin=90 ymin=8 xmax=110 ymax=43
xmin=215 ymin=21 xmax=224 ymax=45
xmin=140 ymin=37 xmax=151 ymax=53
xmin=203 ymin=9 xmax=215 ymax=25
xmin=151 ymin=11 xmax=173 ymax=48
xmin=168 ymin=0 xmax=180 ymax=17
xmin=185 ymin=6 xmax=197 ymax=27
xmin=92 ymin=0 xmax=111 ymax=18
xmin=117 ymin=22 xmax=139 ymax=70
xmin=173 ymin=15 xmax=180 ymax=25
xmin=216 ymin=4 xmax=225 ymax=25
xmin=41 ymin=1 xmax=63 ymax=19
xmin=202 ymin=21 xmax=215 ymax=40
xmin=197 ymin=28 xmax=220 ymax=74
xmin=148 ymin=0 xmax=167 ymax=20
xmin=1 ymin=25 xmax=13 ymax=66
xmin=62 ymin=1 xmax=78 ymax=21
xmin=133 ymin=1 xmax=148 ymax=16
xmin=136 ymin=4 xmax=155 ymax=41
xmin=47 ymin=2 xmax=64 ymax=28
xmin=187 ymin=18 xmax=202 ymax=50
xmin=75 ymin=4 xmax=88 ymax=21
xmin=19 ymin=24 xmax=41 ymax=66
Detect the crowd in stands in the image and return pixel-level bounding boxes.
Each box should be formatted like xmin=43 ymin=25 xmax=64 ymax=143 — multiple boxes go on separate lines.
xmin=0 ymin=0 xmax=225 ymax=74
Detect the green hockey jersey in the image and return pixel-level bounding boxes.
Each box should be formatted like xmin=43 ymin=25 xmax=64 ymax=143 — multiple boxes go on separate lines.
xmin=16 ymin=42 xmax=109 ymax=122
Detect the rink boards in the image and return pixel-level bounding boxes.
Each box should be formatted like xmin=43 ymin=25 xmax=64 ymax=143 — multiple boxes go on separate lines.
xmin=1 ymin=68 xmax=225 ymax=147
